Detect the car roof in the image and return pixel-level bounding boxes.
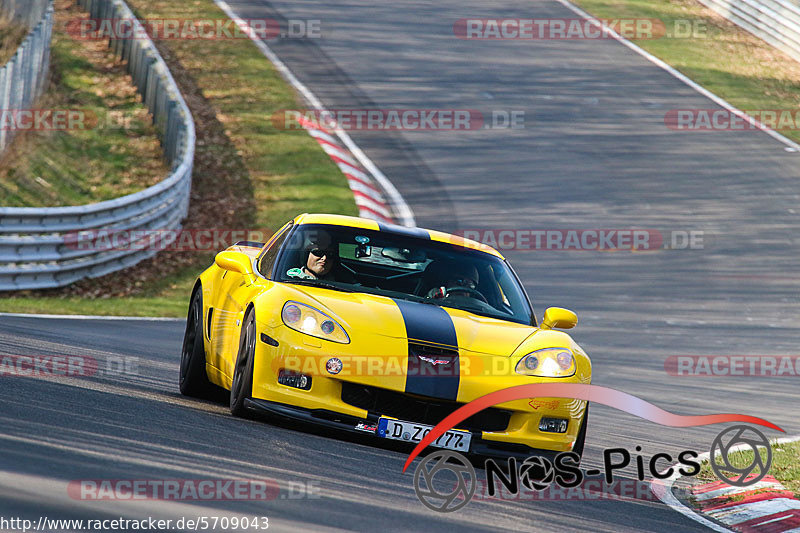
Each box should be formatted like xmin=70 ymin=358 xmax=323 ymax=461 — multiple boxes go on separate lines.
xmin=293 ymin=213 xmax=504 ymax=259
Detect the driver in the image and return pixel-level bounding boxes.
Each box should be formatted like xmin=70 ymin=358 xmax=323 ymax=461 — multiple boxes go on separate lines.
xmin=287 ymin=238 xmax=338 ymax=280
xmin=426 ymin=263 xmax=481 ymax=300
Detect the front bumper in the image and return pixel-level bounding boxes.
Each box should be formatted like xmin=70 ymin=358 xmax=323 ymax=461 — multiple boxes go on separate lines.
xmin=249 ymin=323 xmax=589 ymax=455
xmin=244 ymin=397 xmax=558 ymax=462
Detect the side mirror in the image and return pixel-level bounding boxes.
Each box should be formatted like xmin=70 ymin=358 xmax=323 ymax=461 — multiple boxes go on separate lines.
xmin=540 ymin=307 xmax=577 ymax=330
xmin=215 ymin=251 xmax=254 ymax=275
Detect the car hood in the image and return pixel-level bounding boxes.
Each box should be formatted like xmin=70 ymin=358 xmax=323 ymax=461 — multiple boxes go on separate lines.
xmin=282 ymin=285 xmax=535 ymax=356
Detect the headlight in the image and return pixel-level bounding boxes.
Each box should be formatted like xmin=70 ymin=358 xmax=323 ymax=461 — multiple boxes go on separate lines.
xmin=281 ymin=301 xmax=350 ymax=344
xmin=515 ymin=347 xmax=575 ymax=377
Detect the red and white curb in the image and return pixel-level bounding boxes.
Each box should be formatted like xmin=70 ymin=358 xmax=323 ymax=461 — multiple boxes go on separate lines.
xmin=294 ymin=114 xmax=395 ymax=223
xmin=651 ymin=436 xmax=800 ymax=532
xmin=693 ymin=476 xmax=800 ymax=532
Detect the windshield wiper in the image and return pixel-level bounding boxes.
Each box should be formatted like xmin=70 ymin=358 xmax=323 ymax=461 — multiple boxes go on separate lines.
xmin=283 ymin=279 xmax=355 ymax=293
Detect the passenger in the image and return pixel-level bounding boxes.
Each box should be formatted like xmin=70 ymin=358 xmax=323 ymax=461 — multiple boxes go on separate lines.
xmin=425 ymin=262 xmax=483 ymax=300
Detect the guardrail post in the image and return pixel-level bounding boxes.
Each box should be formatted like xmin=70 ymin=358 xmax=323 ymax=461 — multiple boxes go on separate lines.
xmin=0 ymin=65 xmax=9 ymax=152
xmin=6 ymin=51 xmax=20 ymax=148
xmin=27 ymin=23 xmax=41 ymax=104
xmin=39 ymin=5 xmax=53 ymax=94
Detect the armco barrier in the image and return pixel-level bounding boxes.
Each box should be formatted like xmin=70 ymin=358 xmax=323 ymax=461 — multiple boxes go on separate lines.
xmin=0 ymin=0 xmax=54 ymax=153
xmin=0 ymin=0 xmax=196 ymax=290
xmin=697 ymin=0 xmax=800 ymax=63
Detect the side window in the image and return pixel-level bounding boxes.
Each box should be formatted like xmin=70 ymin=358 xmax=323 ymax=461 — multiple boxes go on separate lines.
xmin=258 ymin=222 xmax=293 ymax=278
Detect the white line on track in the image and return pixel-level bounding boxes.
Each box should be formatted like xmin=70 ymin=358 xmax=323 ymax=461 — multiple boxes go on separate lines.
xmin=0 ymin=312 xmax=183 ymax=321
xmin=555 ymin=0 xmax=800 ymax=153
xmin=650 ymin=434 xmax=800 ymax=531
xmin=212 ymin=0 xmax=416 ymax=227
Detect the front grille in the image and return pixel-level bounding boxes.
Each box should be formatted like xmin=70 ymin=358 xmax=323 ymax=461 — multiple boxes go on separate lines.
xmin=341 ymin=382 xmax=511 ymax=433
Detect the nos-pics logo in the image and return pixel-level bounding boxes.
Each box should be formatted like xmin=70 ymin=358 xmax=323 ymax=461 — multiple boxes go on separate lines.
xmin=413 ymin=425 xmax=773 ymax=513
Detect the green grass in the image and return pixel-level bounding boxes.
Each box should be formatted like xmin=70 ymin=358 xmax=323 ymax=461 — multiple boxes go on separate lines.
xmin=697 ymin=440 xmax=800 ymax=500
xmin=0 ymin=266 xmax=202 ymax=317
xmin=0 ymin=0 xmax=356 ymax=317
xmin=571 ymin=0 xmax=800 ymax=143
xmin=0 ymin=1 xmax=168 ymax=207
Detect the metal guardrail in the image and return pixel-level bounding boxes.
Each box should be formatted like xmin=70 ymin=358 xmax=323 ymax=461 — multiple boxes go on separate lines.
xmin=697 ymin=0 xmax=800 ymax=63
xmin=0 ymin=0 xmax=54 ymax=153
xmin=0 ymin=0 xmax=196 ymax=291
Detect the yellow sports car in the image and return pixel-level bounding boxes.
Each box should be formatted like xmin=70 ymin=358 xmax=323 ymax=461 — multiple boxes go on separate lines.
xmin=180 ymin=214 xmax=591 ymax=460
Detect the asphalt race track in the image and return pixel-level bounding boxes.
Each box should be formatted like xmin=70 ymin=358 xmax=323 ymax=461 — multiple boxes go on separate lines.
xmin=2 ymin=0 xmax=799 ymax=531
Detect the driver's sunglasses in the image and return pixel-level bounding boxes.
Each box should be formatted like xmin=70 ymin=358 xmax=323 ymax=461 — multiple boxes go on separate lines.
xmin=310 ymin=248 xmax=336 ymax=258
xmin=453 ymin=278 xmax=477 ymax=290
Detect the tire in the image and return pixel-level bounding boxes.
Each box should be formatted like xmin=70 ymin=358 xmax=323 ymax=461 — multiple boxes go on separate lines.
xmin=230 ymin=306 xmax=256 ymax=417
xmin=572 ymin=404 xmax=589 ymax=462
xmin=179 ymin=288 xmax=215 ymax=398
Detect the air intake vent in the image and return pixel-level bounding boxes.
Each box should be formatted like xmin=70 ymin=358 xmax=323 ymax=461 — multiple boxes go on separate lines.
xmin=341 ymin=382 xmax=510 ymax=433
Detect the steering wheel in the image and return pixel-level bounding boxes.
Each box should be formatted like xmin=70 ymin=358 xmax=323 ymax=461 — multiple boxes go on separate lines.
xmin=442 ymin=286 xmax=489 ymax=304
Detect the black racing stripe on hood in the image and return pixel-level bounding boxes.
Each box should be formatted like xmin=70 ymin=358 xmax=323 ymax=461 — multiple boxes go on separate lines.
xmin=393 ymin=299 xmax=459 ymax=401
xmin=377 ymin=222 xmax=430 ymax=239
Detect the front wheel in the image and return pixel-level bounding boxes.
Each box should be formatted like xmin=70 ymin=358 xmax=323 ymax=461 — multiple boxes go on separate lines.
xmin=179 ymin=288 xmax=215 ymax=398
xmin=230 ymin=306 xmax=256 ymax=417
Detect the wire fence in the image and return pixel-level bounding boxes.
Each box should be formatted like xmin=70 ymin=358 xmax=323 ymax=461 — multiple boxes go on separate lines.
xmin=0 ymin=0 xmax=196 ymax=291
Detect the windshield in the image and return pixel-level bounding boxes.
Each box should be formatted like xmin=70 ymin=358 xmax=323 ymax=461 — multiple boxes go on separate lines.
xmin=274 ymin=224 xmax=533 ymax=325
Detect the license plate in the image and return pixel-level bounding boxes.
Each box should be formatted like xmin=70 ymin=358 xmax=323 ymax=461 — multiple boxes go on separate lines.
xmin=377 ymin=418 xmax=471 ymax=452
